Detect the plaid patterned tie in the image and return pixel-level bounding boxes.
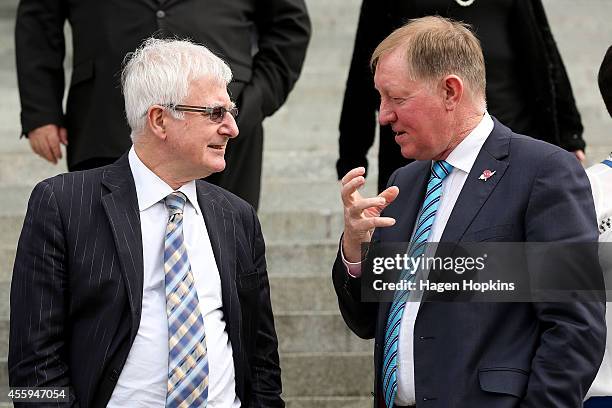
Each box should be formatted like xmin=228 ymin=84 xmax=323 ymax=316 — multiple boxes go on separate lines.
xmin=382 ymin=160 xmax=453 ymax=407
xmin=164 ymin=192 xmax=209 ymax=407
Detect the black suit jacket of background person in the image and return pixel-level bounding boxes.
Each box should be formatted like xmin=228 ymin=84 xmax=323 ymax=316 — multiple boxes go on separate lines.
xmin=8 ymin=154 xmax=283 ymax=408
xmin=15 ymin=0 xmax=311 ymax=209
xmin=332 ymin=119 xmax=606 ymax=408
xmin=337 ymin=0 xmax=585 ymax=193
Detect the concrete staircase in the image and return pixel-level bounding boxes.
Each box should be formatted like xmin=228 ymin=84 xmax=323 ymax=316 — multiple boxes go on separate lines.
xmin=0 ymin=0 xmax=611 ymax=406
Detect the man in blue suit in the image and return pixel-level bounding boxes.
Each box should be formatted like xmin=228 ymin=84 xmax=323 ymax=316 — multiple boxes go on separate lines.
xmin=333 ymin=16 xmax=606 ymax=407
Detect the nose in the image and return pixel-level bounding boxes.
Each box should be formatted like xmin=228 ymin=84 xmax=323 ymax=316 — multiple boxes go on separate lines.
xmin=378 ymin=99 xmax=397 ymax=126
xmin=220 ymin=112 xmax=239 ymax=138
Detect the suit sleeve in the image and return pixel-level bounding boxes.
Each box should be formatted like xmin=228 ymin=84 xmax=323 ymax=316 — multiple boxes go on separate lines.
xmin=332 ymin=241 xmax=378 ymax=339
xmin=520 ymin=150 xmax=605 ymax=407
xmin=15 ymin=0 xmax=67 ymax=136
xmin=249 ymin=0 xmax=310 ymax=118
xmin=337 ymin=0 xmax=390 ymax=179
xmin=331 ymin=169 xmax=401 ymax=338
xmin=8 ymin=181 xmax=80 ymax=407
xmin=248 ymin=207 xmax=284 ymax=407
xmin=531 ymin=0 xmax=585 ymax=152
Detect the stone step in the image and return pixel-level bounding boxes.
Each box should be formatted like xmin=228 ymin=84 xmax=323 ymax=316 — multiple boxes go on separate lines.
xmin=275 ymin=312 xmax=371 ymax=353
xmin=281 ymin=352 xmax=372 ymax=397
xmin=285 ymin=396 xmax=371 ymax=408
xmin=0 ymin=352 xmax=374 ymax=399
xmin=269 ymin=274 xmax=338 ymax=311
xmin=267 ymin=241 xmax=339 ymax=276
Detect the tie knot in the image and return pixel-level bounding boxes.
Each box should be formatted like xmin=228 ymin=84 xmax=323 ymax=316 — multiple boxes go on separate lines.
xmin=165 ymin=191 xmax=187 ymax=216
xmin=430 ymin=160 xmax=453 ymax=181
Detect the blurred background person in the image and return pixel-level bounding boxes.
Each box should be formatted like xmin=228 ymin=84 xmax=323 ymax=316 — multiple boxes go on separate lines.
xmin=584 ymin=44 xmax=612 ymax=408
xmin=338 ymin=0 xmax=585 ymax=193
xmin=15 ymin=0 xmax=311 ymax=209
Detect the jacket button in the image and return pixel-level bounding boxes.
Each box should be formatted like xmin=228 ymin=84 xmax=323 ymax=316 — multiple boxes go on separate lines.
xmin=156 ymin=10 xmax=166 ymax=18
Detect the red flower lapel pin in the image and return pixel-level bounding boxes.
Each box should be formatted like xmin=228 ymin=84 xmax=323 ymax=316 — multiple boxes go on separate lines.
xmin=478 ymin=169 xmax=496 ymax=181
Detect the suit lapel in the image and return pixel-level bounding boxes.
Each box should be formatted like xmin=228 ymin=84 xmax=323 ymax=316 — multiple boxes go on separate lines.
xmin=441 ymin=119 xmax=511 ymax=242
xmin=196 ymin=182 xmax=238 ymax=332
xmin=101 ymin=154 xmax=144 ymax=340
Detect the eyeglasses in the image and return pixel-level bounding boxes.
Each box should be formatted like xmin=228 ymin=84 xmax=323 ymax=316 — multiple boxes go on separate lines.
xmin=164 ymin=103 xmax=239 ymax=123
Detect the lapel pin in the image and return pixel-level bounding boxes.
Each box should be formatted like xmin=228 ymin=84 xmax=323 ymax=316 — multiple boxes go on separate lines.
xmin=478 ymin=169 xmax=496 ymax=181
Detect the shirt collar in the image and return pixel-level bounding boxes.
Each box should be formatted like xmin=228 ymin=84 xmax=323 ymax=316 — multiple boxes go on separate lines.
xmin=128 ymin=147 xmax=200 ymax=214
xmin=444 ymin=111 xmax=494 ymax=174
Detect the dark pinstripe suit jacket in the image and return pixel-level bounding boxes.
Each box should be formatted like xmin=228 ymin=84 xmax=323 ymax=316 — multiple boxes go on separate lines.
xmin=9 ymin=154 xmax=283 ymax=407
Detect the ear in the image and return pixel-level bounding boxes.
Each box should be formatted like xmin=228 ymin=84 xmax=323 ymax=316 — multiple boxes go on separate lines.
xmin=441 ymin=75 xmax=464 ymax=111
xmin=147 ymin=105 xmax=167 ymax=140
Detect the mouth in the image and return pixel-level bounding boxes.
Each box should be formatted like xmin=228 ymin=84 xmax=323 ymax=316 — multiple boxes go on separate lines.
xmin=207 ymin=143 xmax=226 ymax=150
xmin=394 ymin=130 xmax=407 ymax=138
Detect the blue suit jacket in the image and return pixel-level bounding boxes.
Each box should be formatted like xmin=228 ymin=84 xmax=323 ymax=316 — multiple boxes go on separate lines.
xmin=333 ymin=119 xmax=606 ymax=407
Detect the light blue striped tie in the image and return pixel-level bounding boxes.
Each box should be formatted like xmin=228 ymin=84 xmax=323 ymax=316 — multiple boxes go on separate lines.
xmin=382 ymin=160 xmax=453 ymax=407
xmin=164 ymin=192 xmax=209 ymax=408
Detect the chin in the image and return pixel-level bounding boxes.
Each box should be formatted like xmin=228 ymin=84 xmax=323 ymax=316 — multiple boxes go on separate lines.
xmin=208 ymin=160 xmax=226 ymax=174
xmin=400 ymin=146 xmax=419 ymax=160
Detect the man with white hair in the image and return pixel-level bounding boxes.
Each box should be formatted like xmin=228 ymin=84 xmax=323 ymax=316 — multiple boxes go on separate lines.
xmin=9 ymin=38 xmax=283 ymax=407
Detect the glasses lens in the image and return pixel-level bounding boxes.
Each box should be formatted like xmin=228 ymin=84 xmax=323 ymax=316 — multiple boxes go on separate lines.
xmin=210 ymin=106 xmax=224 ymax=122
xmin=229 ymin=107 xmax=239 ymax=119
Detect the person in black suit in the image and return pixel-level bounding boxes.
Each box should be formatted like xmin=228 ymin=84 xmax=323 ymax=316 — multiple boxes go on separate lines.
xmin=333 ymin=17 xmax=605 ymax=407
xmin=15 ymin=0 xmax=311 ymax=209
xmin=9 ymin=38 xmax=283 ymax=407
xmin=338 ymin=0 xmax=585 ymax=193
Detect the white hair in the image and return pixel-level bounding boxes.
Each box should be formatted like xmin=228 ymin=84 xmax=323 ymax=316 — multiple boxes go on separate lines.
xmin=121 ymin=37 xmax=233 ymax=138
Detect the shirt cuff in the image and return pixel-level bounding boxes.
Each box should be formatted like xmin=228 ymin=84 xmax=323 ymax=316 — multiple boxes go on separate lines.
xmin=340 ymin=239 xmax=362 ymax=278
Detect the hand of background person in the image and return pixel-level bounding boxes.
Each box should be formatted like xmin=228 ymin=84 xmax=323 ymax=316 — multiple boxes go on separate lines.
xmin=27 ymin=124 xmax=68 ymax=164
xmin=341 ymin=167 xmax=399 ymax=262
xmin=574 ymin=149 xmax=585 ymax=163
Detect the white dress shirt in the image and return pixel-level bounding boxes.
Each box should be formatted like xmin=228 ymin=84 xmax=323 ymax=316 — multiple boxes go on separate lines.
xmin=342 ymin=113 xmax=493 ymax=405
xmin=107 ymin=147 xmax=240 ymax=408
xmin=585 ymin=154 xmax=612 ymax=399
xmin=393 ymin=112 xmax=494 ymax=405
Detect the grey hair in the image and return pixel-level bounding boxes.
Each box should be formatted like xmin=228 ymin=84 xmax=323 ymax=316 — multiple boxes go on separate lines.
xmin=121 ymin=37 xmax=233 ymax=138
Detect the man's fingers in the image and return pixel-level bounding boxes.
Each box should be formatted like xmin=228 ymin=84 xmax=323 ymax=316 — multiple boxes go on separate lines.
xmin=348 ymin=196 xmax=386 ymax=217
xmin=38 ymin=138 xmax=56 ymax=163
xmin=46 ymin=131 xmax=62 ymax=161
xmin=341 ymin=175 xmax=365 ymax=206
xmin=59 ymin=127 xmax=68 ymax=145
xmin=341 ymin=167 xmax=366 ymax=186
xmin=378 ymin=186 xmax=400 ymax=205
xmin=353 ymin=216 xmax=396 ymax=231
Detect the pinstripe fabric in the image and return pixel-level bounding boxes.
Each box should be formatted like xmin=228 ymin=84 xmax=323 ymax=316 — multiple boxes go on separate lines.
xmin=164 ymin=192 xmax=209 ymax=407
xmin=382 ymin=160 xmax=453 ymax=407
xmin=9 ymin=154 xmax=284 ymax=407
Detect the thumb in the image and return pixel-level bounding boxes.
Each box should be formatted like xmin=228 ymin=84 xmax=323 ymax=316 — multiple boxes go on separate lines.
xmin=378 ymin=186 xmax=399 ymax=205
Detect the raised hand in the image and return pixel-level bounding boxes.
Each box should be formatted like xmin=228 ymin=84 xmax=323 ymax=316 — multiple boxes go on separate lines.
xmin=340 ymin=167 xmax=399 ymax=262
